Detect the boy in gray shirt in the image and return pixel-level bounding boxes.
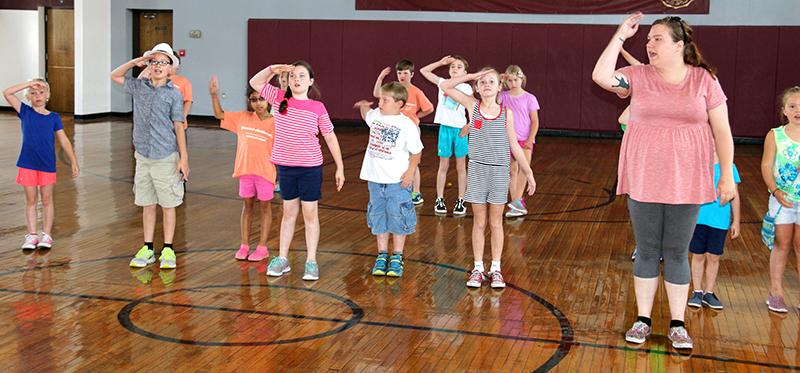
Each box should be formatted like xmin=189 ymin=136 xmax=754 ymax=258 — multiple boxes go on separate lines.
xmin=111 ymin=42 xmax=188 ymax=270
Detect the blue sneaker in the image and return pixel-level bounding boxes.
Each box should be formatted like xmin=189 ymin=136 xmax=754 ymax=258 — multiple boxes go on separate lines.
xmin=702 ymin=292 xmax=723 ymax=310
xmin=372 ymin=253 xmax=388 ymax=276
xmin=267 ymin=257 xmax=291 ymax=277
xmin=386 ymin=254 xmax=404 ymax=277
xmin=687 ymin=291 xmax=703 ymax=308
xmin=303 ymin=261 xmax=319 ymax=281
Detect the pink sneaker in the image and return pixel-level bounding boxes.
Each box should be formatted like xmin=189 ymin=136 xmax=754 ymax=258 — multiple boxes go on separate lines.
xmin=248 ymin=245 xmax=269 ymax=261
xmin=37 ymin=232 xmax=53 ymax=249
xmin=21 ymin=234 xmax=38 ymax=250
xmin=235 ymin=244 xmax=250 ymax=260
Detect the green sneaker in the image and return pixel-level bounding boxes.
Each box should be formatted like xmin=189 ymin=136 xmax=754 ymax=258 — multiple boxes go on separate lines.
xmin=386 ymin=254 xmax=404 ymax=277
xmin=303 ymin=261 xmax=320 ymax=281
xmin=159 ymin=247 xmax=177 ymax=269
xmin=129 ymin=246 xmax=155 ymax=268
xmin=372 ymin=253 xmax=389 ymax=276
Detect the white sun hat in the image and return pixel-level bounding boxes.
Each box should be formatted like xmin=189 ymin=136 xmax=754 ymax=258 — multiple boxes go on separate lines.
xmin=143 ymin=42 xmax=179 ymax=67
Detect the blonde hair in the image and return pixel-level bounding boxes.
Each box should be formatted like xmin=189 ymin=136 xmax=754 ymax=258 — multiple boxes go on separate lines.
xmin=779 ymin=86 xmax=800 ymax=124
xmin=25 ymin=78 xmax=50 ymax=102
xmin=381 ymin=81 xmax=408 ymax=105
xmin=503 ymin=65 xmax=526 ymax=90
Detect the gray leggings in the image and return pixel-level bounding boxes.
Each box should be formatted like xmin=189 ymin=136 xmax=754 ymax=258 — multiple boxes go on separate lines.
xmin=628 ymin=198 xmax=700 ymax=285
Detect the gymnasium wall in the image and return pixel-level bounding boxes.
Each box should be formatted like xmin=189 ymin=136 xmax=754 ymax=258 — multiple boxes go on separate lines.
xmin=0 ymin=10 xmax=41 ymax=108
xmin=248 ymin=20 xmax=800 ymax=137
xmin=99 ymin=0 xmax=800 ymax=136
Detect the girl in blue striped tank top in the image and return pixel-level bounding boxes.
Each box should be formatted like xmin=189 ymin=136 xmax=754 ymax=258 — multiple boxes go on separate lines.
xmin=441 ymin=67 xmax=537 ymax=289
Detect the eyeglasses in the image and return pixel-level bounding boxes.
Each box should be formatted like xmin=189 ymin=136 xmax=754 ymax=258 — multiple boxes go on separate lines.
xmin=666 ymin=16 xmax=688 ymax=42
xmin=248 ymin=97 xmax=266 ymax=103
xmin=149 ymin=60 xmax=172 ymax=66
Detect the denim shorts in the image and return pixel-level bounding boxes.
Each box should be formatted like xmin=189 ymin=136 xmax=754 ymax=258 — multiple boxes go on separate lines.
xmin=367 ymin=181 xmax=416 ymax=235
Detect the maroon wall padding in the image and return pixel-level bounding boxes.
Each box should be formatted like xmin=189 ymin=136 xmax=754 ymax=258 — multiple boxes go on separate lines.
xmin=248 ymin=19 xmax=799 ymax=137
xmin=355 ymin=0 xmax=710 ymax=15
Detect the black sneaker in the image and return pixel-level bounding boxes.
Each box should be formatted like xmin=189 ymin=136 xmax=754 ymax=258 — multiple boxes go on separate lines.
xmin=434 ymin=197 xmax=447 ymax=214
xmin=453 ymin=198 xmax=467 ymax=216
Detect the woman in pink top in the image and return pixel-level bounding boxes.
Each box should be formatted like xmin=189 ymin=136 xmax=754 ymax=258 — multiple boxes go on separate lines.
xmin=592 ymin=13 xmax=735 ymax=350
xmin=249 ymin=61 xmax=346 ymax=281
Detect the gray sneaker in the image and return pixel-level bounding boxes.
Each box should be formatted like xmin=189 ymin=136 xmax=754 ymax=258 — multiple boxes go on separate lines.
xmin=702 ymin=292 xmax=723 ymax=310
xmin=668 ymin=326 xmax=693 ymax=349
xmin=302 ymin=261 xmax=319 ymax=281
xmin=687 ymin=291 xmax=703 ymax=308
xmin=625 ymin=321 xmax=651 ymax=344
xmin=267 ymin=257 xmax=291 ymax=277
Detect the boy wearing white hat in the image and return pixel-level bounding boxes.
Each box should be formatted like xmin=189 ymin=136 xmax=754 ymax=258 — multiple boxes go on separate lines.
xmin=111 ymin=42 xmax=189 ymax=270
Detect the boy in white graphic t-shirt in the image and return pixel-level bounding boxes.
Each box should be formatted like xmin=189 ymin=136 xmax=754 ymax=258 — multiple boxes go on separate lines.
xmin=354 ymin=82 xmax=424 ymax=278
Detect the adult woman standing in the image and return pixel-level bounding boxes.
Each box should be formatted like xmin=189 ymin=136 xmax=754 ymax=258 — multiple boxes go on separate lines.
xmin=592 ymin=13 xmax=735 ymax=349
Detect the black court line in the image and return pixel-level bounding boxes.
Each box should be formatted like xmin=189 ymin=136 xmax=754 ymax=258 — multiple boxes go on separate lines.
xmin=0 ymin=248 xmax=797 ymax=371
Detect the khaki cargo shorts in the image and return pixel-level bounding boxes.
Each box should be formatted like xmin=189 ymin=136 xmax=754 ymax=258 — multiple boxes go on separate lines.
xmin=133 ymin=151 xmax=184 ymax=208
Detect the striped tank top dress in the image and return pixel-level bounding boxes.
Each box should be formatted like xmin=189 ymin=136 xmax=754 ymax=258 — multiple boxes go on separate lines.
xmin=464 ymin=102 xmax=511 ymax=205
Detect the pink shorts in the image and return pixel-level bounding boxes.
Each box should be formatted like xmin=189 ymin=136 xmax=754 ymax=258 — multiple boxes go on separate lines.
xmin=16 ymin=168 xmax=56 ymax=187
xmin=239 ymin=175 xmax=275 ymax=201
xmin=510 ymin=141 xmax=536 ymax=159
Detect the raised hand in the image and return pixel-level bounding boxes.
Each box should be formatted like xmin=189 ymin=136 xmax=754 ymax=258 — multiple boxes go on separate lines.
xmin=616 ymin=12 xmax=643 ymax=40
xmin=353 ymin=100 xmax=373 ymax=109
xmin=379 ymin=67 xmax=391 ymax=78
xmin=439 ymin=55 xmax=455 ymax=65
xmin=209 ymin=75 xmax=219 ymax=95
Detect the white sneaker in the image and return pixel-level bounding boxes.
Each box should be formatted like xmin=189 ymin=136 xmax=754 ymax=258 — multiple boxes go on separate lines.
xmin=37 ymin=232 xmax=54 ymax=248
xmin=21 ymin=234 xmax=38 ymax=250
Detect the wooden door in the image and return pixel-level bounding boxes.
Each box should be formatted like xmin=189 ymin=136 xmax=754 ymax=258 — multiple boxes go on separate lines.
xmin=45 ymin=8 xmax=74 ymax=113
xmin=132 ymin=10 xmax=173 ymax=77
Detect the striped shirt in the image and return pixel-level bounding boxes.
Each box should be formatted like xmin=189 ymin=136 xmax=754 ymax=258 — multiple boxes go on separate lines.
xmin=468 ymin=102 xmax=510 ymax=166
xmin=260 ymin=84 xmax=334 ymax=167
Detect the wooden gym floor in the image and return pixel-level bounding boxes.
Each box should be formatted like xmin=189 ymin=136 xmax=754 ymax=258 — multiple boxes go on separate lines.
xmin=0 ymin=113 xmax=797 ymax=372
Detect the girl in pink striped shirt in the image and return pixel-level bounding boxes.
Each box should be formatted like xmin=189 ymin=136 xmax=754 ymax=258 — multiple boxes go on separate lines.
xmin=250 ymin=61 xmax=345 ymax=281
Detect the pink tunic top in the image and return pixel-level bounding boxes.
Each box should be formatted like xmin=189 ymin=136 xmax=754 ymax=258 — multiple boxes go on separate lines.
xmin=616 ymin=65 xmax=726 ymax=204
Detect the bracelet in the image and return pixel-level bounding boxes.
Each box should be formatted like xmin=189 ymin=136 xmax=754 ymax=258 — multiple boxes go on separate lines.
xmin=617 ymin=36 xmax=625 ymax=43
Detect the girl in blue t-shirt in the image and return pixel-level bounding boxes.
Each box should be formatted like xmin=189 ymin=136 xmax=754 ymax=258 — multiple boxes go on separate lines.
xmin=3 ymin=79 xmax=79 ymax=250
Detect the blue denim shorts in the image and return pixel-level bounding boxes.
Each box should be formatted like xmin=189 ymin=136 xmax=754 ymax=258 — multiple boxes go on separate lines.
xmin=367 ymin=182 xmax=416 ymax=235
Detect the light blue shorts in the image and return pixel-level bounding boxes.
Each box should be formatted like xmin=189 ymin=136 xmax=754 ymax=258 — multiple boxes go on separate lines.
xmin=437 ymin=125 xmax=468 ymax=158
xmin=367 ymin=182 xmax=417 ymax=235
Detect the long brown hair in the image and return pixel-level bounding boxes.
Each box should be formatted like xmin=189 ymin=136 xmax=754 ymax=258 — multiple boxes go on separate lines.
xmin=278 ymin=60 xmax=321 ymax=114
xmin=653 ymin=16 xmax=717 ymax=79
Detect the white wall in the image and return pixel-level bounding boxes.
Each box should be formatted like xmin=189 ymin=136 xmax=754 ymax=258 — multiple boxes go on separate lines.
xmin=75 ymin=0 xmax=111 ymax=115
xmin=102 ymin=0 xmax=800 ymax=115
xmin=0 ymin=10 xmax=41 ymax=107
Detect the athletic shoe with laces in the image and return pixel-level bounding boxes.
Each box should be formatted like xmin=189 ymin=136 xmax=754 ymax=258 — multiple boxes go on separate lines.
xmin=489 ymin=271 xmax=506 ymax=288
xmin=267 ymin=257 xmax=291 ymax=277
xmin=235 ymin=244 xmax=250 ymax=260
xmin=372 ymin=253 xmax=388 ymax=276
xmin=505 ymin=207 xmax=525 ymax=218
xmin=434 ymin=197 xmax=447 ymax=214
xmin=767 ymin=295 xmax=788 ymax=313
xmin=453 ymin=198 xmax=467 ymax=216
xmin=21 ymin=234 xmax=38 ymax=250
xmin=687 ymin=291 xmax=703 ymax=308
xmin=466 ymin=269 xmax=486 ymax=288
xmin=625 ymin=321 xmax=651 ymax=344
xmin=248 ymin=245 xmax=269 ymax=261
xmin=411 ymin=192 xmax=424 ymax=205
xmin=159 ymin=247 xmax=177 ymax=269
xmin=303 ymin=261 xmax=319 ymax=281
xmin=702 ymin=292 xmax=723 ymax=310
xmin=386 ymin=254 xmax=404 ymax=277
xmin=37 ymin=232 xmax=53 ymax=248
xmin=668 ymin=326 xmax=693 ymax=349
xmin=506 ymin=199 xmax=527 ymax=214
xmin=129 ymin=246 xmax=155 ymax=268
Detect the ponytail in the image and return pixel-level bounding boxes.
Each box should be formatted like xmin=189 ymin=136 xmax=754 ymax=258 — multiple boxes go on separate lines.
xmin=684 ymin=40 xmax=717 ymax=79
xmin=279 ymin=89 xmax=292 ymax=114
